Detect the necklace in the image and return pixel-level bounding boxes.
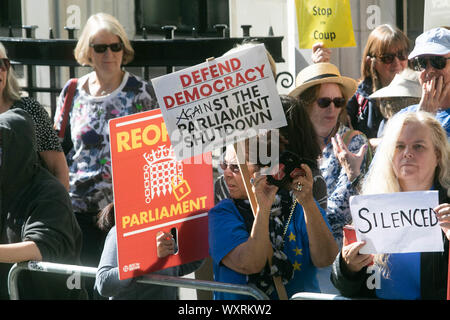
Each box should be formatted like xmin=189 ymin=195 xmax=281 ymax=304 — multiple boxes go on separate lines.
xmin=282 ymin=198 xmax=298 ymax=242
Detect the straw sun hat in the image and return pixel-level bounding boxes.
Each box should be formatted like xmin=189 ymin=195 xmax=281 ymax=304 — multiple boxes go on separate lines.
xmin=288 ymin=63 xmax=357 ymax=100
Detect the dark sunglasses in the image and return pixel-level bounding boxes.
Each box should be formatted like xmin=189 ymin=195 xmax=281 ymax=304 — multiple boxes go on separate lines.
xmin=0 ymin=58 xmax=10 ymax=72
xmin=317 ymin=97 xmax=346 ymax=108
xmin=377 ymin=51 xmax=408 ymax=64
xmin=411 ymin=55 xmax=450 ymax=71
xmin=220 ymin=161 xmax=240 ymax=174
xmin=90 ymin=42 xmax=123 ymax=53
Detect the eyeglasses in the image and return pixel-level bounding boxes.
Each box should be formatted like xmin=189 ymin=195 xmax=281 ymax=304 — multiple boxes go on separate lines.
xmin=316 ymin=97 xmax=346 ymax=108
xmin=411 ymin=56 xmax=450 ymax=71
xmin=89 ymin=42 xmax=123 ymax=53
xmin=377 ymin=51 xmax=408 ymax=64
xmin=220 ymin=161 xmax=241 ymax=174
xmin=0 ymin=58 xmax=10 ymax=72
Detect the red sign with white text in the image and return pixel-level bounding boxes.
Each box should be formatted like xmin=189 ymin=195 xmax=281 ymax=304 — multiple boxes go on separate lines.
xmin=109 ymin=109 xmax=213 ymax=280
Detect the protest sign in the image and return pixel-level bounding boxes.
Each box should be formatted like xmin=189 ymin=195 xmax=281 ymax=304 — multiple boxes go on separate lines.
xmin=349 ymin=191 xmax=443 ymax=254
xmin=151 ymin=43 xmax=286 ymax=161
xmin=109 ymin=109 xmax=214 ymax=280
xmin=295 ymin=0 xmax=356 ymax=49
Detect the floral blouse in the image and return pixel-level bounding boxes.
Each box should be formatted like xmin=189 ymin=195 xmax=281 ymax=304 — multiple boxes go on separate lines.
xmin=319 ymin=124 xmax=368 ymax=247
xmin=54 ymin=72 xmax=158 ymax=213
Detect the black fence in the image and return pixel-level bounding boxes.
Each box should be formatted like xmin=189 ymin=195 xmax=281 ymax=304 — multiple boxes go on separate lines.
xmin=1 ymin=24 xmax=290 ymax=119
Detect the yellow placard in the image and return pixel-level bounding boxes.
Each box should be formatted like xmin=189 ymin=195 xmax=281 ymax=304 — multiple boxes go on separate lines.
xmin=296 ymin=0 xmax=356 ymax=49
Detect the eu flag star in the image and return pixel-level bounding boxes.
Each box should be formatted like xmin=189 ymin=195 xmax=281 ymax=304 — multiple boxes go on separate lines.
xmin=289 ymin=232 xmax=296 ymax=242
xmin=293 ymin=261 xmax=301 ymax=271
xmin=293 ymin=247 xmax=303 ymax=256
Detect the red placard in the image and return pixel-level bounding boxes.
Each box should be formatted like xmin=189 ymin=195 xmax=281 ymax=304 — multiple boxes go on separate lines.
xmin=109 ymin=109 xmax=213 ymax=279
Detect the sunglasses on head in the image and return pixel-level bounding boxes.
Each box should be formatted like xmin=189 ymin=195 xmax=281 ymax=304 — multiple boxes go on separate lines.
xmin=220 ymin=161 xmax=241 ymax=174
xmin=317 ymin=97 xmax=346 ymax=108
xmin=411 ymin=55 xmax=450 ymax=71
xmin=377 ymin=51 xmax=408 ymax=64
xmin=90 ymin=42 xmax=123 ymax=53
xmin=0 ymin=58 xmax=10 ymax=72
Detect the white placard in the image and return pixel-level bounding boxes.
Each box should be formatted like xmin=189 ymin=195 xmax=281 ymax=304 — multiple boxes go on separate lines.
xmin=151 ymin=44 xmax=287 ymax=160
xmin=350 ymin=191 xmax=444 ymax=254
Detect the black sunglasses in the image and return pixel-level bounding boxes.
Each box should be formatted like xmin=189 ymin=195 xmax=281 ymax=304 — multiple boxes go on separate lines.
xmin=376 ymin=51 xmax=408 ymax=64
xmin=411 ymin=56 xmax=450 ymax=71
xmin=0 ymin=58 xmax=10 ymax=72
xmin=90 ymin=42 xmax=123 ymax=53
xmin=317 ymin=97 xmax=346 ymax=108
xmin=220 ymin=161 xmax=241 ymax=174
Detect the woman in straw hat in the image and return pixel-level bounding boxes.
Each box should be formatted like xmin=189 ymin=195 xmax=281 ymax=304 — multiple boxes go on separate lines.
xmin=289 ymin=62 xmax=369 ymax=248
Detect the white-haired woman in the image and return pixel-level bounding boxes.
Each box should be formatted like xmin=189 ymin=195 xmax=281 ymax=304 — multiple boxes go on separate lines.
xmin=0 ymin=42 xmax=69 ymax=189
xmin=331 ymin=111 xmax=450 ymax=299
xmin=53 ymin=13 xmax=158 ymax=291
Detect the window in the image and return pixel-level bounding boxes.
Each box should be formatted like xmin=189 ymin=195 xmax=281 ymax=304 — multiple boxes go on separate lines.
xmin=135 ymin=0 xmax=229 ymax=37
xmin=0 ymin=0 xmax=21 ymax=36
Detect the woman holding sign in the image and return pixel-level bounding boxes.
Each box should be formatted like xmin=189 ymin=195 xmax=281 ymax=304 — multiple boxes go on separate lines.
xmin=331 ymin=111 xmax=450 ymax=299
xmin=53 ymin=13 xmax=158 ymax=298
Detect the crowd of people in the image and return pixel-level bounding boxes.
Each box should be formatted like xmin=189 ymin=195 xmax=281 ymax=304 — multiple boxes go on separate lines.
xmin=0 ymin=11 xmax=449 ymax=300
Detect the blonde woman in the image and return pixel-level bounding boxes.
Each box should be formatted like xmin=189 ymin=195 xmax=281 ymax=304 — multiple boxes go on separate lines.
xmin=331 ymin=111 xmax=450 ymax=299
xmin=53 ymin=13 xmax=158 ymax=295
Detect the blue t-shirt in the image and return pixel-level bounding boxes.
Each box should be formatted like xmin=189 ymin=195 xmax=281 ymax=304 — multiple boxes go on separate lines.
xmin=208 ymin=198 xmax=331 ymax=300
xmin=376 ymin=252 xmax=421 ymax=300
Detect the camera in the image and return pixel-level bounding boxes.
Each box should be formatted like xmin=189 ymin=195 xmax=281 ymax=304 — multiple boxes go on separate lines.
xmin=266 ymin=151 xmax=314 ymax=189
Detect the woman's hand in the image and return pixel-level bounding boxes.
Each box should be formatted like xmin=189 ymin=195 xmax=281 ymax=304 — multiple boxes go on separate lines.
xmin=290 ymin=163 xmax=314 ymax=204
xmin=156 ymin=231 xmax=175 ymax=258
xmin=419 ymin=75 xmax=450 ymax=113
xmin=341 ymin=241 xmax=373 ymax=273
xmin=312 ymin=42 xmax=331 ymax=64
xmin=332 ymin=134 xmax=368 ymax=182
xmin=435 ymin=203 xmax=450 ymax=241
xmin=252 ymin=171 xmax=278 ymax=214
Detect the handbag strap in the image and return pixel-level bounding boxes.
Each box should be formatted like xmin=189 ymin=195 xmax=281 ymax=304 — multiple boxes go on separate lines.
xmin=56 ymin=78 xmax=78 ymax=139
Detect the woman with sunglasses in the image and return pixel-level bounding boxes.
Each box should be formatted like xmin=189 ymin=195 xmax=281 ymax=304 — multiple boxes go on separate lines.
xmin=209 ymin=137 xmax=338 ymax=299
xmin=289 ymin=62 xmax=368 ymax=249
xmin=346 ymin=24 xmax=410 ymax=141
xmin=399 ymin=27 xmax=450 ymax=138
xmin=53 ymin=13 xmax=158 ymax=298
xmin=0 ymin=43 xmax=69 ymax=189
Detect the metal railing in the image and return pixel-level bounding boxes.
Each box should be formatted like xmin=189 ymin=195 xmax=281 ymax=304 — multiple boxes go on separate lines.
xmin=1 ymin=24 xmax=288 ymax=120
xmin=290 ymin=292 xmax=350 ymax=300
xmin=7 ymin=261 xmax=269 ymax=300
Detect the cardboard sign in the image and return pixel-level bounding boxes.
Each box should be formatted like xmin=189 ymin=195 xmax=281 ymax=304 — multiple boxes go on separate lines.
xmin=295 ymin=0 xmax=356 ymax=49
xmin=349 ymin=191 xmax=444 ymax=254
xmin=109 ymin=109 xmax=214 ymax=280
xmin=151 ymin=44 xmax=286 ymax=161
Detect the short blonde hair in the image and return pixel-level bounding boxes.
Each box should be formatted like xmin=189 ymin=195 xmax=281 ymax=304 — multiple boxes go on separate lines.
xmin=74 ymin=13 xmax=134 ymax=66
xmin=0 ymin=42 xmax=21 ymax=102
